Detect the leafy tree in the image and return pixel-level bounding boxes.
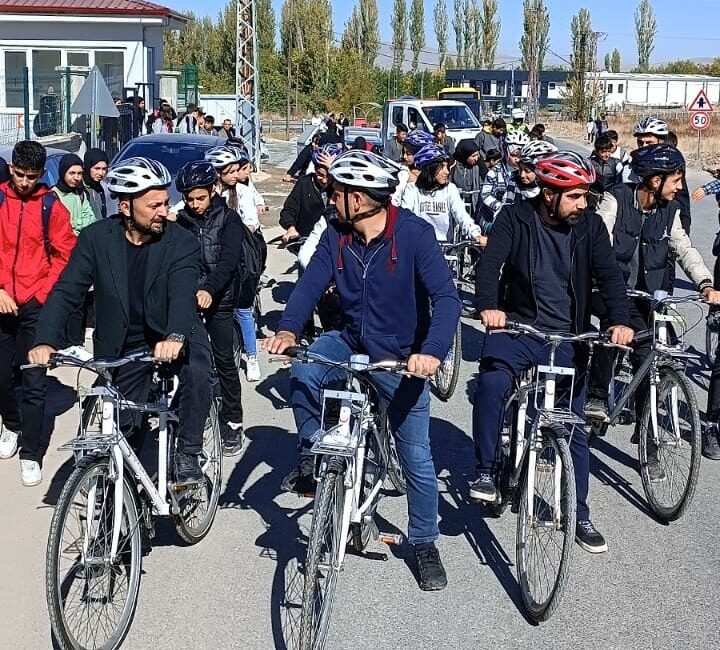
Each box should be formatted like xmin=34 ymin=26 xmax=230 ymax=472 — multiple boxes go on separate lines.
xmin=611 ymin=48 xmax=621 ymax=72
xmin=563 ymin=8 xmax=595 ymax=120
xmin=433 ymin=0 xmax=449 ymax=69
xmin=452 ymin=0 xmax=464 ymax=68
xmin=391 ymin=0 xmax=408 ymax=72
xmin=635 ymin=0 xmax=656 ymax=72
xmin=409 ymin=0 xmax=425 ymax=72
xmin=482 ymin=0 xmax=501 ymax=69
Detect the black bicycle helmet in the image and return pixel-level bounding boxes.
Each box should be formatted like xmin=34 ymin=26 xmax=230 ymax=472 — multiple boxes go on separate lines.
xmin=630 ymin=144 xmax=685 ymax=179
xmin=175 ymin=160 xmax=219 ymax=194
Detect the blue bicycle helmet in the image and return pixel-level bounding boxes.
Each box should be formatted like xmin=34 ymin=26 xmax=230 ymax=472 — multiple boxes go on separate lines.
xmin=413 ymin=144 xmax=450 ymax=170
xmin=630 ymin=144 xmax=685 ymax=178
xmin=311 ymin=143 xmax=343 ymax=167
xmin=403 ymin=130 xmax=434 ymax=155
xmin=175 ymin=160 xmax=218 ymax=194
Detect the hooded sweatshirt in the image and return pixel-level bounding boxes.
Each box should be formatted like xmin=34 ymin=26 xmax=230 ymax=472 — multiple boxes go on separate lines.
xmin=83 ymin=148 xmax=110 ymax=219
xmin=451 ymin=139 xmax=487 ymax=217
xmin=54 ymin=154 xmax=96 ymax=234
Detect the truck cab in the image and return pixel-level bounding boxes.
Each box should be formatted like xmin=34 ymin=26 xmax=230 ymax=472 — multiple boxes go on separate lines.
xmin=382 ymin=97 xmax=482 ymax=145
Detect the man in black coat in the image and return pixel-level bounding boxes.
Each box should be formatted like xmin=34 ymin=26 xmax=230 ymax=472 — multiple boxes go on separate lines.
xmin=30 ymin=158 xmax=212 ymax=486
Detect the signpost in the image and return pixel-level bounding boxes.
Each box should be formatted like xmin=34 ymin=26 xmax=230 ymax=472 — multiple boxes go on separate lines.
xmin=688 ymin=89 xmax=714 ymax=159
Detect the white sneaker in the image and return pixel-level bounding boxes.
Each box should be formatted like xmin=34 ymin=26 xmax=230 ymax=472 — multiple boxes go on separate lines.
xmin=0 ymin=428 xmax=19 ymax=459
xmin=246 ymin=355 xmax=262 ymax=382
xmin=20 ymin=459 xmax=42 ymax=487
xmin=58 ymin=345 xmax=93 ymax=362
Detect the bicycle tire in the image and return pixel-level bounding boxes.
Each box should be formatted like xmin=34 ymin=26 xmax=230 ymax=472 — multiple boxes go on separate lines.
xmin=74 ymin=394 xmax=102 ymax=462
xmin=433 ymin=317 xmax=462 ymax=401
xmin=516 ymin=428 xmax=576 ymax=622
xmin=298 ymin=467 xmax=345 ymax=650
xmin=706 ymin=315 xmax=719 ymax=364
xmin=380 ymin=406 xmax=406 ymax=495
xmin=175 ymin=397 xmax=223 ymax=543
xmin=638 ymin=366 xmax=701 ymax=522
xmin=47 ymin=456 xmax=142 ymax=650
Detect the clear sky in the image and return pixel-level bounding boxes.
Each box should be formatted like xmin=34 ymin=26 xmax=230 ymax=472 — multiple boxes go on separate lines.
xmin=164 ymin=0 xmax=720 ymax=68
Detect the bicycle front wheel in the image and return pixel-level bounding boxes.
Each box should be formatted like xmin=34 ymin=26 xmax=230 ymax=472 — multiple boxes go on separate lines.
xmin=47 ymin=457 xmax=142 ymax=650
xmin=638 ymin=366 xmax=702 ymax=522
xmin=379 ymin=406 xmax=406 ymax=495
xmin=175 ymin=397 xmax=223 ymax=543
xmin=516 ymin=429 xmax=576 ymax=622
xmin=299 ymin=466 xmax=345 ymax=650
xmin=433 ymin=317 xmax=462 ymax=401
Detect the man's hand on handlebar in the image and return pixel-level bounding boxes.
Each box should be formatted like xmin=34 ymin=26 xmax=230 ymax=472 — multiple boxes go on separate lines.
xmin=154 ymin=340 xmax=184 ymax=363
xmin=262 ymin=330 xmax=297 ymax=355
xmin=407 ymin=353 xmax=441 ymax=377
xmin=480 ymin=309 xmax=507 ymax=329
xmin=282 ymin=226 xmax=300 ymax=244
xmin=607 ymin=325 xmax=634 ymax=346
xmin=474 ymin=234 xmax=488 ymax=246
xmin=196 ymin=290 xmax=213 ymax=310
xmin=702 ymin=287 xmax=720 ymax=304
xmin=28 ymin=345 xmax=56 ymax=366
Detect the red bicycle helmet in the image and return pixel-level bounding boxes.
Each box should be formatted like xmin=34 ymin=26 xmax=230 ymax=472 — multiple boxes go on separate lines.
xmin=535 ymin=151 xmax=596 ymax=189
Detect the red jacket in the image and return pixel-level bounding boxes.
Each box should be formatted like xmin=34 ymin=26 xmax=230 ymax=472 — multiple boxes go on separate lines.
xmin=0 ymin=181 xmax=76 ymax=305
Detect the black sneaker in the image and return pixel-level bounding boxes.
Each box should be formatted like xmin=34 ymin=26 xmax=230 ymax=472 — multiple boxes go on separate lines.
xmin=469 ymin=473 xmax=496 ymax=502
xmin=414 ymin=542 xmax=448 ymax=591
xmin=584 ymin=397 xmax=609 ymax=421
xmin=575 ymin=519 xmax=608 ymax=553
xmin=174 ymin=451 xmax=203 ymax=486
xmin=630 ymin=425 xmax=640 ymax=445
xmin=280 ymin=455 xmax=316 ymax=495
xmin=702 ymin=428 xmax=720 ymax=460
xmin=222 ymin=423 xmax=245 ymax=457
xmin=646 ymin=453 xmax=666 ymax=482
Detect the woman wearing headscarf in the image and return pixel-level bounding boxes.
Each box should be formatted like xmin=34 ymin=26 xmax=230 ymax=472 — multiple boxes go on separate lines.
xmin=451 ymin=139 xmax=487 ymax=219
xmin=83 ymin=148 xmax=110 ymax=219
xmin=53 ymin=153 xmax=97 ymax=234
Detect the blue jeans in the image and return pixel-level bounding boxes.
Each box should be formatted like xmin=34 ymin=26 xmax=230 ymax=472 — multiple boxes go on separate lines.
xmin=472 ymin=332 xmax=591 ymax=521
xmin=290 ymin=331 xmax=439 ymax=545
xmin=233 ymin=308 xmax=257 ymax=356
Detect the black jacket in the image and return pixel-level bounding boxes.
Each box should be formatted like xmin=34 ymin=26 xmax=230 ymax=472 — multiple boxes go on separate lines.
xmin=287 ymin=144 xmax=313 ymax=178
xmin=279 ymin=173 xmax=329 ymax=237
xmin=475 ymin=200 xmax=630 ymax=333
xmin=35 ymin=217 xmax=208 ymax=356
xmin=176 ymin=195 xmax=244 ymax=312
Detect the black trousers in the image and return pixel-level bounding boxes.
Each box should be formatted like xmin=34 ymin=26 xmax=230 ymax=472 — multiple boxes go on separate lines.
xmin=114 ymin=341 xmax=212 ymax=456
xmin=65 ymin=290 xmax=95 ymax=347
xmin=0 ymin=300 xmax=48 ymax=464
xmin=204 ymin=308 xmax=243 ymax=424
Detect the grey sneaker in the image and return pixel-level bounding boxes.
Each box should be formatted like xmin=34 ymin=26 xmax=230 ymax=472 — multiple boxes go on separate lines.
xmin=702 ymin=428 xmax=720 ymax=460
xmin=575 ymin=520 xmax=608 ymax=553
xmin=469 ymin=473 xmax=496 ymax=502
xmin=584 ymin=397 xmax=609 ymax=421
xmin=646 ymin=453 xmax=666 ymax=482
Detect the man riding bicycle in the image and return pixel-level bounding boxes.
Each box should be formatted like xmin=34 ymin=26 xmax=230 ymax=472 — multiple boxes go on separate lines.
xmin=30 ymin=157 xmax=213 ymax=486
xmin=473 ymin=151 xmax=634 ymax=553
xmin=263 ymin=149 xmax=461 ymax=591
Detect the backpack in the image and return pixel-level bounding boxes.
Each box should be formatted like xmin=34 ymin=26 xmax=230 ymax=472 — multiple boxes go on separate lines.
xmin=0 ymin=187 xmax=57 ymax=261
xmin=238 ymin=221 xmax=267 ymax=283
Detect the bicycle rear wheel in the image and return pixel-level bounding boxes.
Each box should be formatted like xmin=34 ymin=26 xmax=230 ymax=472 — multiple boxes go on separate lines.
xmin=516 ymin=428 xmax=576 ymax=622
xmin=352 ymin=426 xmax=385 ymax=552
xmin=47 ymin=457 xmax=142 ymax=650
xmin=433 ymin=318 xmax=462 ymax=401
xmin=638 ymin=366 xmax=701 ymax=522
xmin=299 ymin=465 xmax=345 ymax=650
xmin=379 ymin=406 xmax=406 ymax=494
xmin=175 ymin=397 xmax=223 ymax=543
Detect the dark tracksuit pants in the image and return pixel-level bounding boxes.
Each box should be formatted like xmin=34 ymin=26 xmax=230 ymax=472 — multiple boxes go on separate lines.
xmin=204 ymin=308 xmax=243 ymax=425
xmin=0 ymin=300 xmax=48 ymax=464
xmin=708 ymin=259 xmax=720 ymax=418
xmin=472 ymin=332 xmax=592 ymax=521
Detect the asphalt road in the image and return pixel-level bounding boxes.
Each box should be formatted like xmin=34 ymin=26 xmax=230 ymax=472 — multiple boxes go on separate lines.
xmin=2 ymin=137 xmax=720 ymax=650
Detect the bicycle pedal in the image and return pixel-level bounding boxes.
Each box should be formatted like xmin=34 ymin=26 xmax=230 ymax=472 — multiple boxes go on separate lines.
xmin=378 ymin=531 xmax=403 ymax=545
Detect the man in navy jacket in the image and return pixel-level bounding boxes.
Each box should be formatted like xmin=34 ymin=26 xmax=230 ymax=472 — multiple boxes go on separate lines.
xmin=264 ymin=150 xmax=460 ymax=591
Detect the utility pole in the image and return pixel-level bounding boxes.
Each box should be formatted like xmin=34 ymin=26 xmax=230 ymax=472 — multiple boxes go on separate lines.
xmin=235 ymin=0 xmax=261 ymax=168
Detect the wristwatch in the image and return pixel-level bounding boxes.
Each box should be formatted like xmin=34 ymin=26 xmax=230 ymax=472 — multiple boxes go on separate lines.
xmin=166 ymin=333 xmax=186 ymax=344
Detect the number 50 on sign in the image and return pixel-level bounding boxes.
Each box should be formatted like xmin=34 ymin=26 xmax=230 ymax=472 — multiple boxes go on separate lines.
xmin=690 ymin=112 xmax=712 ymax=131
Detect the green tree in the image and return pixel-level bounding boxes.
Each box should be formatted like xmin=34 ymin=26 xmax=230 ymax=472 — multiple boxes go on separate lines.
xmin=482 ymin=0 xmax=501 ymax=69
xmin=391 ymin=0 xmax=408 ymax=73
xmin=635 ymin=0 xmax=656 ymax=72
xmin=433 ymin=0 xmax=449 ymax=69
xmin=519 ymin=1 xmax=549 ymax=71
xmin=409 ymin=0 xmax=425 ymax=72
xmin=452 ymin=0 xmax=464 ymax=68
xmin=610 ymin=48 xmax=621 ymax=72
xmin=257 ymin=0 xmax=276 ymax=55
xmin=604 ymin=52 xmax=611 ymax=71
xmin=359 ymin=0 xmax=380 ymax=66
xmin=563 ymin=8 xmax=594 ymax=120
xmin=463 ymin=0 xmax=476 ymax=69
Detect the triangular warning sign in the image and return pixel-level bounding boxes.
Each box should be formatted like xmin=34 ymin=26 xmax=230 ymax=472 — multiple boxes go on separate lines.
xmin=688 ymin=88 xmax=714 ymax=112
xmin=71 ymin=66 xmax=119 ymax=117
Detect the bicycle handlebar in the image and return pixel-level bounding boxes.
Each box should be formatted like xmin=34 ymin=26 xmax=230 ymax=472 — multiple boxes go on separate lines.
xmin=20 ymin=349 xmax=156 ymax=372
xmin=627 ymin=289 xmax=707 ymax=307
xmin=488 ymin=321 xmax=632 ymax=352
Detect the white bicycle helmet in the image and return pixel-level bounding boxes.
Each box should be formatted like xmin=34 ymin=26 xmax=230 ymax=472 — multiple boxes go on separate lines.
xmin=511 ymin=108 xmax=526 ymax=120
xmin=632 ymin=116 xmax=669 ymax=137
xmin=328 ymin=150 xmax=400 ymax=193
xmin=505 ymin=130 xmax=531 ymax=149
xmin=519 ymin=140 xmax=559 ymax=167
xmin=204 ymin=144 xmax=246 ymax=170
xmin=106 ymin=157 xmax=171 ymax=195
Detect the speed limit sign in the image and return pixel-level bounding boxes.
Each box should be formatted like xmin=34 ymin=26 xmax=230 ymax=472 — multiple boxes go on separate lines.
xmin=690 ymin=111 xmax=712 ymax=131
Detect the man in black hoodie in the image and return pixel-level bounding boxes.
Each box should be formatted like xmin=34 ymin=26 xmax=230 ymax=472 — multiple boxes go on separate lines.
xmin=175 ymin=160 xmax=247 ymax=456
xmin=451 ymin=139 xmax=487 ymax=218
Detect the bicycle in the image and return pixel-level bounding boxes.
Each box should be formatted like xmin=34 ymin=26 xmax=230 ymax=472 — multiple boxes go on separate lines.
xmin=273 ymin=347 xmax=411 ymax=650
xmin=705 ymin=307 xmax=719 ymax=364
xmin=481 ymin=322 xmax=613 ymax=621
xmin=30 ymin=351 xmax=222 ymax=650
xmin=587 ymin=290 xmax=704 ymax=522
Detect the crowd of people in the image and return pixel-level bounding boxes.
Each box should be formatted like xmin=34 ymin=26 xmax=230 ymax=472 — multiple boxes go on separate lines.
xmin=2 ymin=108 xmax=720 ymax=594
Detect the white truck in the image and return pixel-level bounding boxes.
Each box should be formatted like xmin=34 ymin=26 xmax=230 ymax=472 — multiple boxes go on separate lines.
xmin=382 ymin=97 xmax=483 ymax=145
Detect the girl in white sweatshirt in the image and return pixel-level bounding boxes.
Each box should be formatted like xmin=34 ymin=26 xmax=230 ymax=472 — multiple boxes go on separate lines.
xmin=400 ymin=144 xmax=484 ymax=244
